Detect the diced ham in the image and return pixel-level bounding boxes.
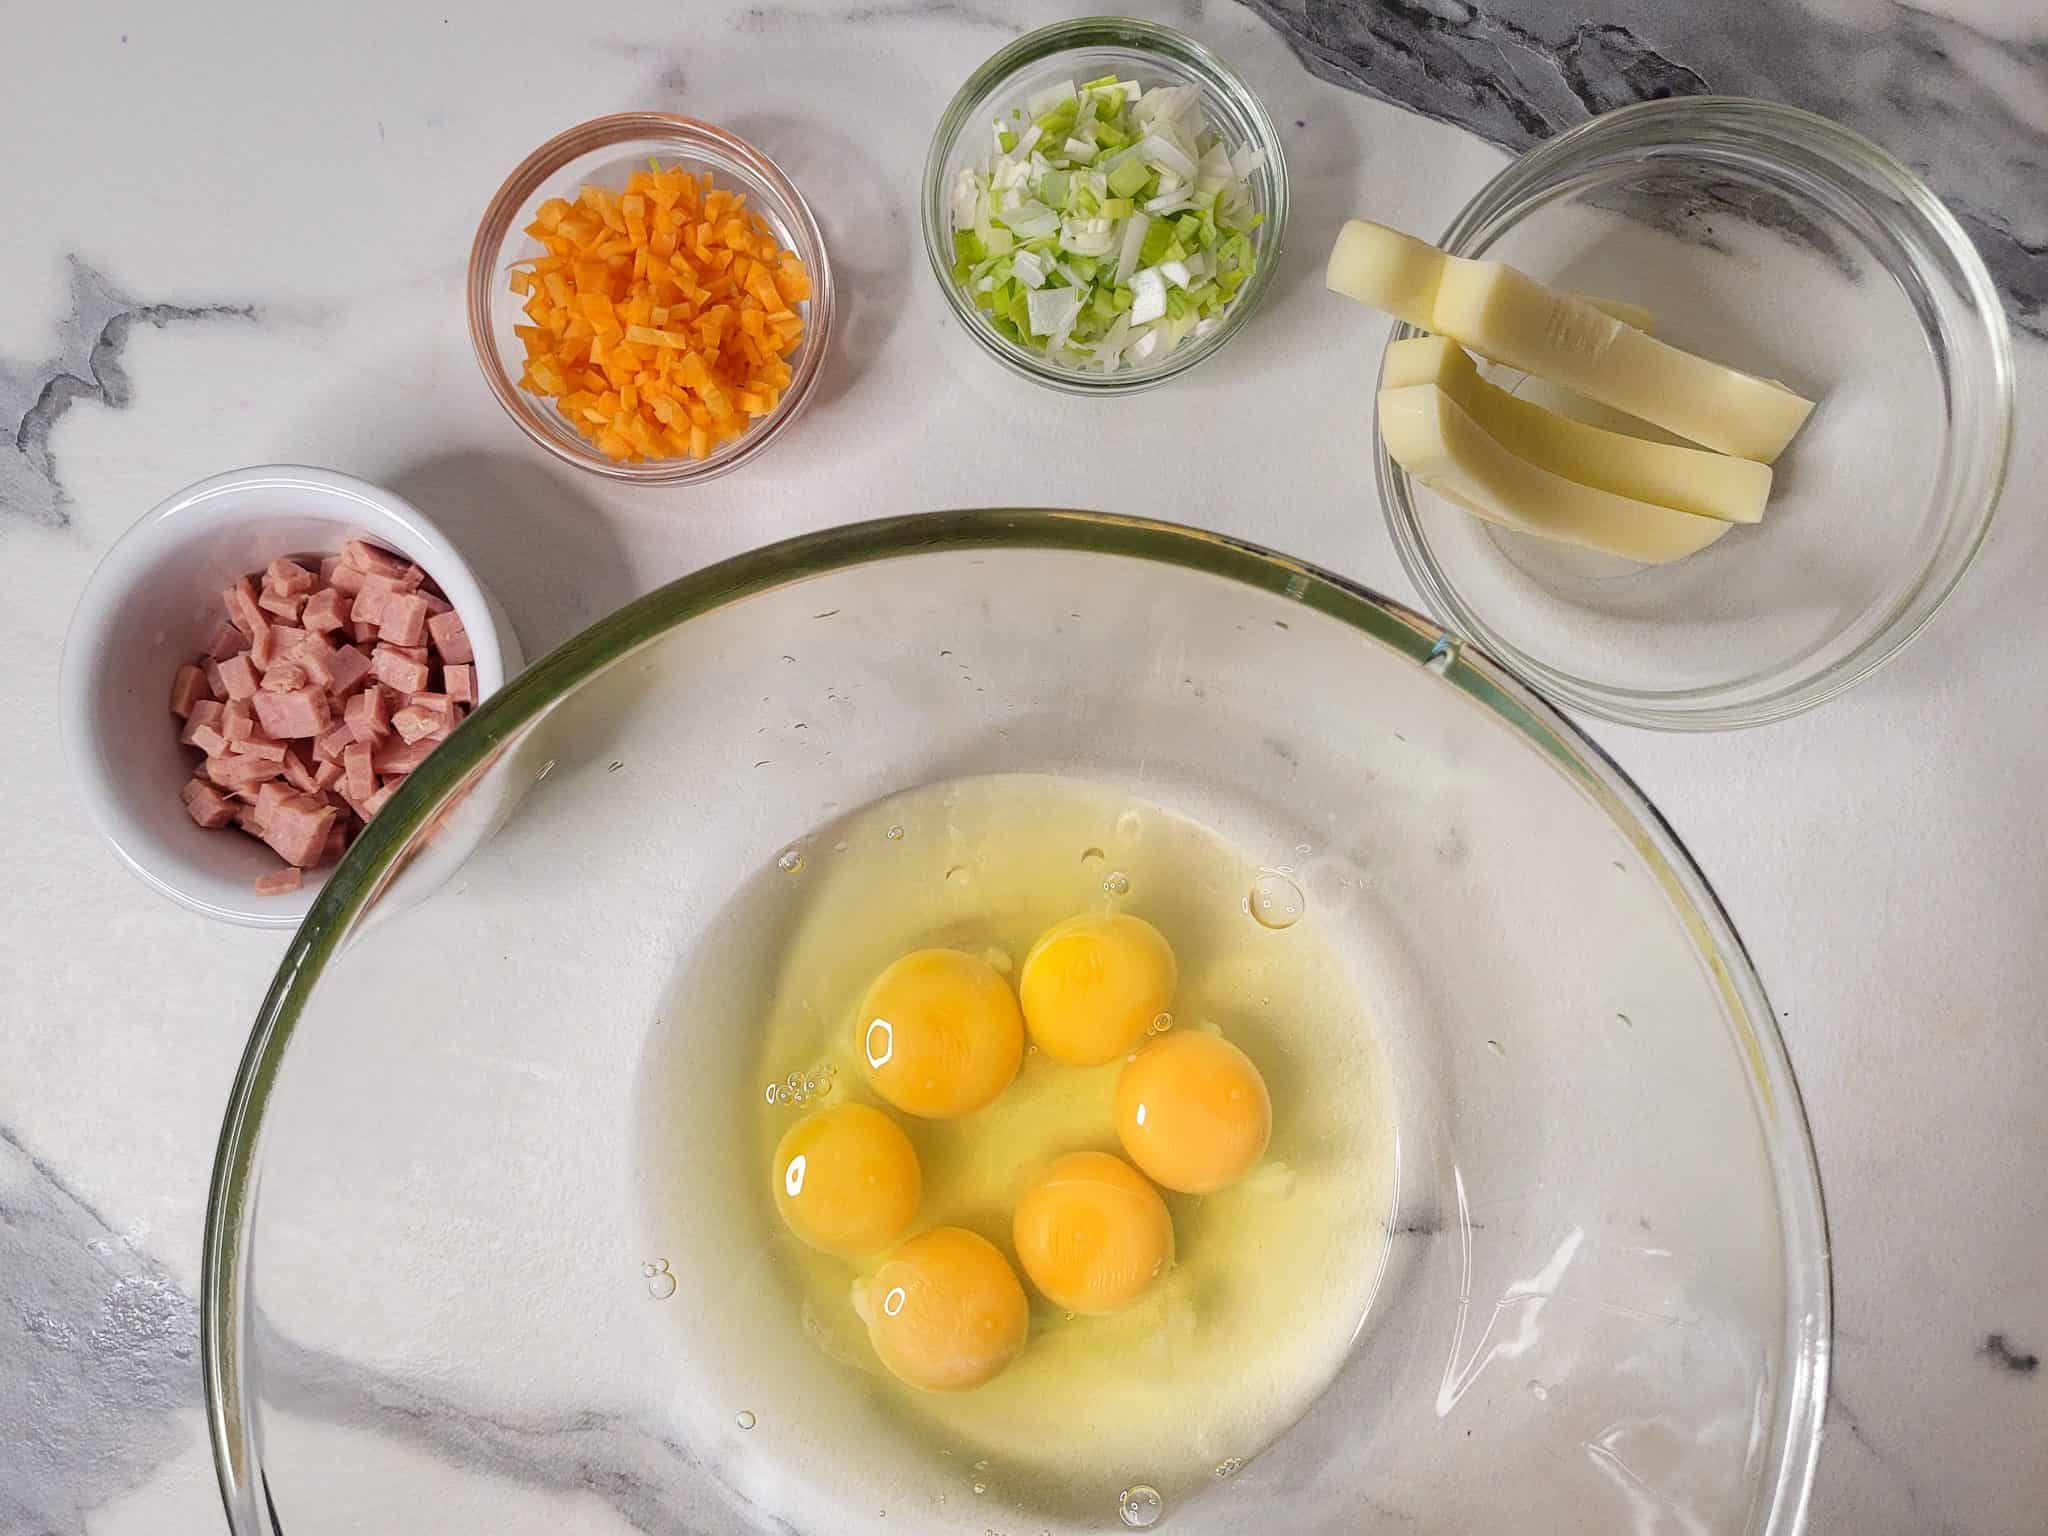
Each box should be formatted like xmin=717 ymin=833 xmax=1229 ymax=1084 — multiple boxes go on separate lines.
xmin=232 ymin=735 xmax=287 ymax=763
xmin=343 ymin=684 xmax=390 ymax=743
xmin=261 ymin=794 xmax=337 ymax=867
xmin=378 ymin=591 xmax=430 ymax=646
xmin=426 ymin=610 xmax=473 ymax=664
xmin=342 ymin=742 xmax=376 ymax=801
xmin=253 ymin=867 xmax=303 ymax=895
xmin=224 ymin=577 xmax=265 ymax=637
xmin=326 ymin=643 xmax=372 ymax=696
xmin=301 ymin=588 xmax=348 ymax=633
xmin=343 ymin=538 xmax=412 ymax=579
xmin=170 ymin=664 xmax=207 ymax=717
xmin=372 ymin=736 xmax=438 ymax=775
xmin=217 ymin=653 xmax=259 ymax=701
xmin=350 ymin=571 xmax=423 ymax=628
xmin=252 ymin=779 xmax=294 ymax=827
xmin=251 ymin=686 xmax=333 ymax=739
xmin=314 ymin=723 xmax=356 ymax=763
xmin=369 ymin=645 xmax=430 ymax=694
xmin=390 ymin=705 xmax=440 ymax=745
xmin=181 ymin=779 xmax=237 ymax=829
xmin=214 ymin=753 xmax=287 ymax=788
xmin=173 ymin=539 xmax=467 ymax=891
xmin=348 ymin=584 xmax=389 ymax=628
xmin=257 ymin=586 xmax=305 ymax=620
xmin=296 ymin=632 xmax=339 ymax=687
xmin=179 ymin=699 xmax=225 ymax=745
xmin=282 ymin=747 xmax=319 ymax=793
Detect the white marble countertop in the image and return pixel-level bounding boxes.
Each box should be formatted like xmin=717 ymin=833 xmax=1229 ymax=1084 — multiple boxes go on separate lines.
xmin=2 ymin=1 xmax=2042 ymax=1532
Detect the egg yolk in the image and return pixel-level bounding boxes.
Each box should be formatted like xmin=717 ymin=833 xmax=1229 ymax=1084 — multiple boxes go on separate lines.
xmin=856 ymin=949 xmax=1024 ymax=1119
xmin=1012 ymin=1151 xmax=1174 ymax=1315
xmin=772 ymin=1102 xmax=922 ymax=1257
xmin=1114 ymin=1031 xmax=1272 ymax=1194
xmin=859 ymin=1226 xmax=1029 ymax=1391
xmin=1018 ymin=913 xmax=1178 ymax=1066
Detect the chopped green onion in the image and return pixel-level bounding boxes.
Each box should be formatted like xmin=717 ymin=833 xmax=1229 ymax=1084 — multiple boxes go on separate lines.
xmin=948 ymin=72 xmax=1268 ymax=372
xmin=1138 ymin=219 xmax=1175 ymax=268
xmin=1035 ymin=99 xmax=1079 ymax=140
xmin=1106 ymin=156 xmax=1151 ymax=199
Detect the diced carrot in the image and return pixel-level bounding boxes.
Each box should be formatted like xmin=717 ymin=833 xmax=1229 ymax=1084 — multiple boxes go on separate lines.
xmin=510 ymin=160 xmax=812 ymax=462
xmin=774 ymin=265 xmax=812 ymax=304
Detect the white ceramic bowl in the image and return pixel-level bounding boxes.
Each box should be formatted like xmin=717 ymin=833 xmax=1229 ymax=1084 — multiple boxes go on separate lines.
xmin=59 ymin=465 xmax=524 ymax=928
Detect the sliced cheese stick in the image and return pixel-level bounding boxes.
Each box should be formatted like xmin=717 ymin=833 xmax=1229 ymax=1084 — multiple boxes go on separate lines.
xmin=1585 ymin=295 xmax=1655 ymax=335
xmin=1326 ymin=219 xmax=1653 ymax=333
xmin=1382 ymin=336 xmax=1772 ymax=523
xmin=1330 ymin=219 xmax=1813 ymax=462
xmin=1326 ymin=220 xmax=1656 ymax=334
xmin=1378 ymin=383 xmax=1735 ymax=565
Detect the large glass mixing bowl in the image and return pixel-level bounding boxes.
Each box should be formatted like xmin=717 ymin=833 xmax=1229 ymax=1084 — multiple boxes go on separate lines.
xmin=202 ymin=512 xmax=1829 ymax=1535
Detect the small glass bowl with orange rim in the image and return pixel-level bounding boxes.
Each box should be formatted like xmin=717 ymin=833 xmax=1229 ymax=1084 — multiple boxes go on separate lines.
xmin=467 ymin=112 xmax=834 ymax=485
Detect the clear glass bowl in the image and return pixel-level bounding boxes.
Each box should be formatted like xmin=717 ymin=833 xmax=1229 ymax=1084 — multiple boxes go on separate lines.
xmin=921 ymin=18 xmax=1288 ymax=394
xmin=1376 ymin=98 xmax=2013 ymax=730
xmin=203 ymin=512 xmax=1829 ymax=1535
xmin=467 ymin=113 xmax=834 ymax=484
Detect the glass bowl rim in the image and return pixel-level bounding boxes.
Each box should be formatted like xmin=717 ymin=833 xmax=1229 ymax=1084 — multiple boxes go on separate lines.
xmin=466 ymin=111 xmax=836 ymax=485
xmin=200 ymin=508 xmax=1832 ymax=1534
xmin=918 ymin=16 xmax=1291 ymax=396
xmin=1375 ymin=94 xmax=2016 ymax=731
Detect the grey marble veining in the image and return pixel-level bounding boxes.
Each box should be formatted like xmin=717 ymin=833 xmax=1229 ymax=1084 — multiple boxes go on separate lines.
xmin=0 ymin=1126 xmax=199 ymax=1533
xmin=250 ymin=1319 xmax=791 ymax=1536
xmin=0 ymin=257 xmax=255 ymax=531
xmin=1240 ymin=0 xmax=2048 ymax=335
